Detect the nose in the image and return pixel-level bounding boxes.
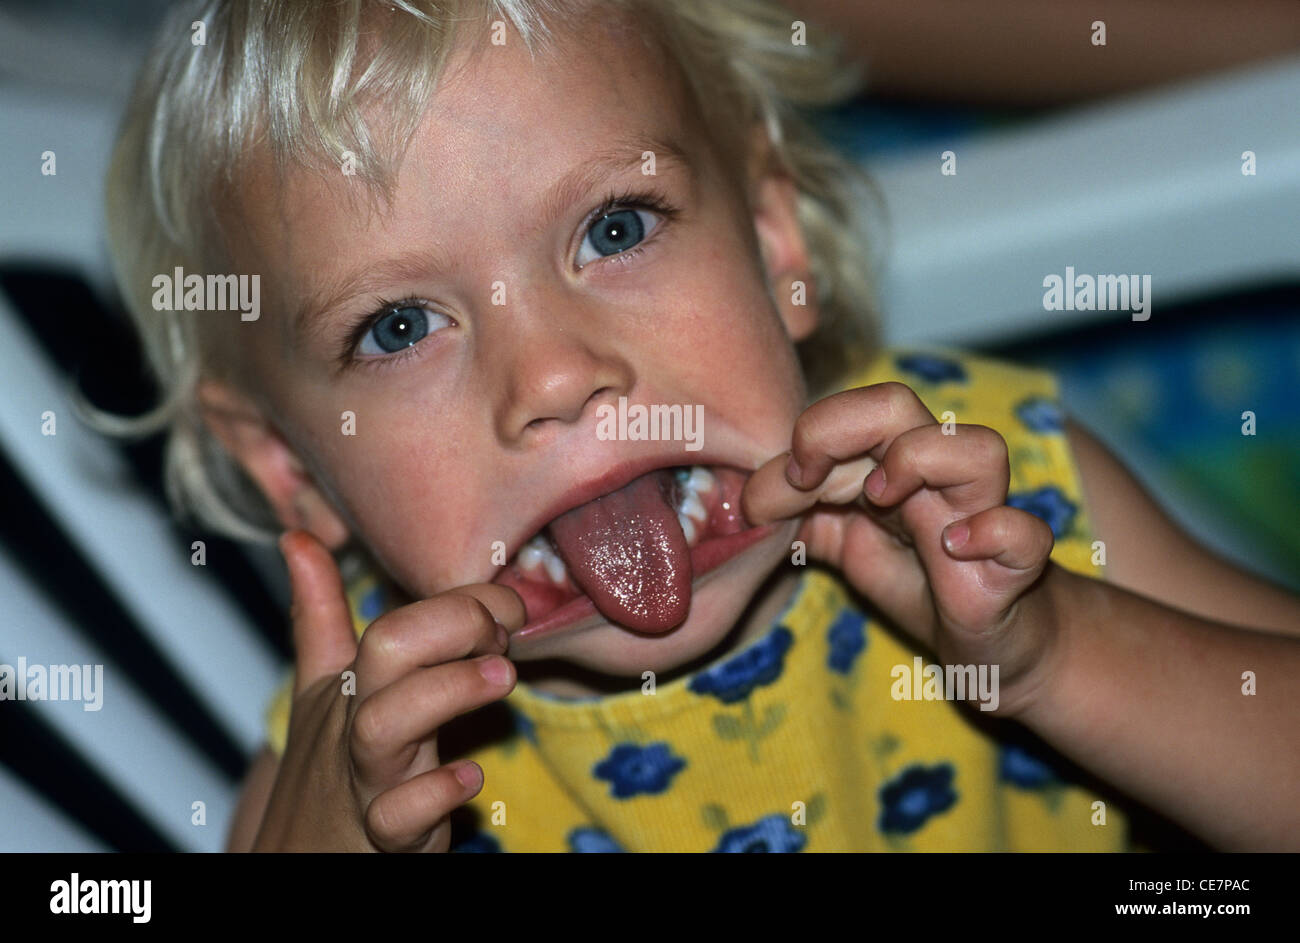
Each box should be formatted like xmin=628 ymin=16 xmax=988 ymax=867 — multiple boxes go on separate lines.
xmin=491 ymin=296 xmax=635 ymax=445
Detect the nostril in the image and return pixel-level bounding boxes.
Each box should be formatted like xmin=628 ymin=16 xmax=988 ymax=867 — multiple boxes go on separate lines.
xmin=522 ymin=386 xmax=617 ymax=434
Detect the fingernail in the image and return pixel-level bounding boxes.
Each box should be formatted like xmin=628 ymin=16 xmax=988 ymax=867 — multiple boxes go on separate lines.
xmin=495 ymin=620 xmax=509 ymax=650
xmin=784 ymin=454 xmax=803 ymax=488
xmin=455 ymin=762 xmax=482 ymax=790
xmin=943 ymin=522 xmax=969 ymax=552
xmin=865 ymin=465 xmax=887 ymax=499
xmin=478 ymin=655 xmax=511 ymax=686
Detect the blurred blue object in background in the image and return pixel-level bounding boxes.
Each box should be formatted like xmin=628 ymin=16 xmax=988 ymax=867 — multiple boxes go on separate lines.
xmin=812 ymin=98 xmax=1040 ymax=160
xmin=996 ymin=287 xmax=1300 ymax=592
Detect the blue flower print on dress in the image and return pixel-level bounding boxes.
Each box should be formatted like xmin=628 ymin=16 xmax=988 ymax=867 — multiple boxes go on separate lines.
xmin=1015 ymin=396 xmax=1065 ymax=433
xmin=826 ymin=610 xmax=867 ymax=674
xmin=999 ymin=742 xmax=1061 ymax=789
xmin=895 ymin=353 xmax=967 ymax=385
xmin=688 ymin=627 xmax=794 ymax=704
xmin=511 ymin=706 xmax=537 ymax=745
xmin=358 ymin=585 xmax=385 ymax=621
xmin=593 ymin=742 xmax=687 ymax=799
xmin=568 ymin=826 xmax=625 ymax=853
xmin=1006 ymin=485 xmax=1077 ymax=539
xmin=712 ymin=813 xmax=807 ymax=853
xmin=877 ymin=763 xmax=958 ymax=835
xmin=451 ymin=831 xmax=502 ymax=853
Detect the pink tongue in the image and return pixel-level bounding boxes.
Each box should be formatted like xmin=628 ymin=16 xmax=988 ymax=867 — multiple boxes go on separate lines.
xmin=546 ymin=469 xmax=692 ymax=632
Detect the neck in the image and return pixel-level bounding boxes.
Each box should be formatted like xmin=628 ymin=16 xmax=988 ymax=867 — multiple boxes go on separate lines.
xmin=516 ymin=565 xmax=805 ymax=700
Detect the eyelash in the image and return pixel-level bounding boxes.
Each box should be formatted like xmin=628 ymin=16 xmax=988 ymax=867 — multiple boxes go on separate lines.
xmin=338 ymin=298 xmax=433 ymax=372
xmin=580 ymin=186 xmax=677 ymax=263
xmin=338 ymin=187 xmax=679 ymax=370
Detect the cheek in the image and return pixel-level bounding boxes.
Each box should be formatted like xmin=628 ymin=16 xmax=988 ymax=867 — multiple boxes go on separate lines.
xmin=300 ymin=410 xmax=480 ymax=574
xmin=652 ymin=258 xmax=793 ymax=366
xmin=654 ymin=274 xmax=807 ymax=444
xmin=696 ymin=275 xmax=807 ymax=402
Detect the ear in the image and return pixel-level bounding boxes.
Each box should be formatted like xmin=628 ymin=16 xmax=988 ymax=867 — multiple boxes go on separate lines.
xmin=195 ymin=378 xmax=351 ymax=552
xmin=747 ymin=127 xmax=819 ymax=343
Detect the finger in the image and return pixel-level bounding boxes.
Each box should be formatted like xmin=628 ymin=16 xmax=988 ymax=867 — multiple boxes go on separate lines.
xmin=447 ymin=583 xmax=527 ymax=634
xmin=797 ymin=504 xmax=938 ymax=645
xmin=350 ymin=655 xmax=516 ymax=787
xmin=864 ymin=423 xmax=1010 ymax=512
xmin=280 ymin=530 xmax=360 ymax=697
xmin=743 ymin=450 xmax=879 ymax=527
xmin=352 ymin=585 xmax=523 ymax=702
xmin=786 ymin=383 xmax=936 ymax=490
xmin=941 ymin=506 xmax=1055 ymax=577
xmin=364 ymin=761 xmax=484 ymax=853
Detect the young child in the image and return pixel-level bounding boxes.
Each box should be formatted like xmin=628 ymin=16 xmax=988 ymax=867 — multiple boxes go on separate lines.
xmin=100 ymin=0 xmax=1300 ymax=852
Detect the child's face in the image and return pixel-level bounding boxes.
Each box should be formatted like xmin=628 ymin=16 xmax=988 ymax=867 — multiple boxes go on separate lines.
xmin=209 ymin=10 xmax=817 ymax=678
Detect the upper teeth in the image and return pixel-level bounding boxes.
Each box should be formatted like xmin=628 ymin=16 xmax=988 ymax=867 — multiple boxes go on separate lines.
xmin=517 ymin=466 xmax=717 ymax=586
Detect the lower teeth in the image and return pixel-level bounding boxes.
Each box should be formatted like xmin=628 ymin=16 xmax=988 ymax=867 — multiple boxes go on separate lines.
xmin=518 ymin=534 xmax=567 ymax=585
xmin=677 ymin=512 xmax=697 ymax=545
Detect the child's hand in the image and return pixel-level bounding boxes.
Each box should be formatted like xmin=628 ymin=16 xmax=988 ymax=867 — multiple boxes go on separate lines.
xmin=252 ymin=530 xmax=522 ymax=852
xmin=742 ymin=382 xmax=1060 ymax=715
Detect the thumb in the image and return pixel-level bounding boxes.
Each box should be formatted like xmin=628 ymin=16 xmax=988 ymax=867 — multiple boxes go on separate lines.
xmin=279 ymin=529 xmax=360 ymax=697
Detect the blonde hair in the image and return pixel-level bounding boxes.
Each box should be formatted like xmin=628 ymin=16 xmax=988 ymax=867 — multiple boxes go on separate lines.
xmin=87 ymin=0 xmax=883 ymax=547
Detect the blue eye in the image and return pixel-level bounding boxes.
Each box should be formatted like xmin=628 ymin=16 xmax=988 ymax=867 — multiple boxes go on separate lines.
xmin=357 ymin=304 xmax=451 ymax=357
xmin=576 ymin=208 xmax=659 ymax=267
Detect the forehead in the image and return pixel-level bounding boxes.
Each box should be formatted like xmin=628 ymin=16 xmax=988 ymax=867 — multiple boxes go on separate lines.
xmin=226 ymin=8 xmax=713 ymax=317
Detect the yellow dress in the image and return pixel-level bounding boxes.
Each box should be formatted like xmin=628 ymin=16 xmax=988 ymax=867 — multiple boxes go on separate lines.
xmin=263 ymin=345 xmax=1134 ymax=852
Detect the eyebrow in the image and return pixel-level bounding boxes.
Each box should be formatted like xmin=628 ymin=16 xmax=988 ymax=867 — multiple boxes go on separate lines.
xmin=292 ymin=134 xmax=693 ymax=339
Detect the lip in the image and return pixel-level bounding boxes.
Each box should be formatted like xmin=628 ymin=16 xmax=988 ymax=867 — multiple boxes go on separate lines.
xmin=509 ymin=519 xmax=778 ymax=643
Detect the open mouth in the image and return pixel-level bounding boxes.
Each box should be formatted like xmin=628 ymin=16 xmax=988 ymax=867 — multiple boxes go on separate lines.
xmin=494 ymin=464 xmax=770 ymax=641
